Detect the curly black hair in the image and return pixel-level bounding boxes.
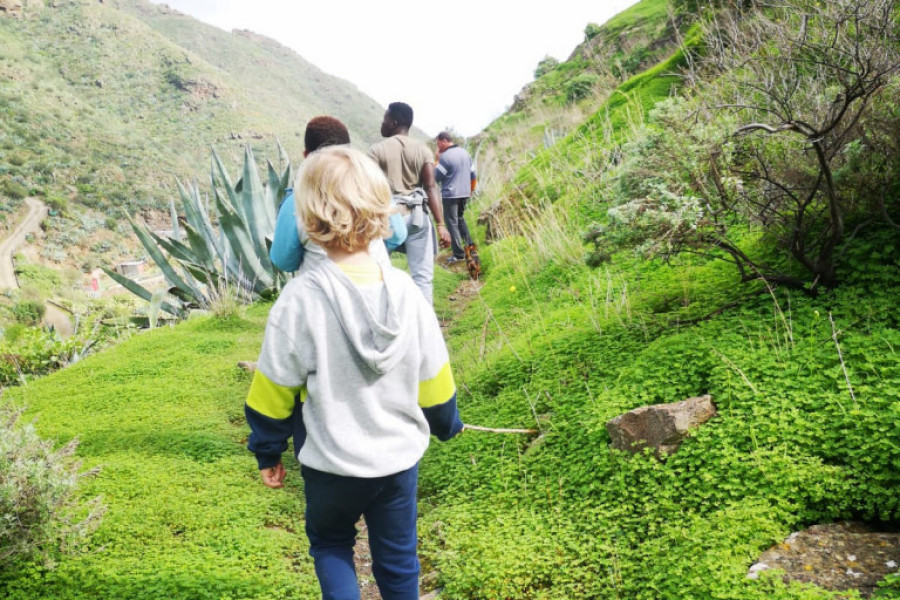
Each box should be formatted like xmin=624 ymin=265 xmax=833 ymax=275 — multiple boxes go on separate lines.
xmin=386 ymin=102 xmax=414 ymax=128
xmin=304 ymin=116 xmax=351 ymax=153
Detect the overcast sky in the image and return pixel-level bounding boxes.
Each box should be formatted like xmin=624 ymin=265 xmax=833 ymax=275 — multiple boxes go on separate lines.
xmin=149 ymin=0 xmax=640 ymax=137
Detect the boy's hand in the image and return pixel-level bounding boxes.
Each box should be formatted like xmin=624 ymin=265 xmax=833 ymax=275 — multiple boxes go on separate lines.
xmin=260 ymin=462 xmax=287 ymax=489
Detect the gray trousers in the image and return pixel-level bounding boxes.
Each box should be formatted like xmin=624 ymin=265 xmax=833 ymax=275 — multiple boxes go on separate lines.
xmin=401 ymin=217 xmax=436 ymax=305
xmin=442 ymin=197 xmax=473 ymax=260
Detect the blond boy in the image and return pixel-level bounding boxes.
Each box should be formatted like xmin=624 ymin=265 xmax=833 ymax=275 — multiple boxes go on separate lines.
xmin=245 ymin=146 xmax=462 ymax=600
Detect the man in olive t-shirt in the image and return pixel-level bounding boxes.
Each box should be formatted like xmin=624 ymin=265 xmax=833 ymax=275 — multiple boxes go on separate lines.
xmin=369 ymin=102 xmax=450 ymax=305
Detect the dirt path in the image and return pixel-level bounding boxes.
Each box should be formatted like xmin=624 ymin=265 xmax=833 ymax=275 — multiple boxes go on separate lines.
xmin=353 ymin=267 xmax=482 ymax=600
xmin=0 ymin=197 xmax=74 ymax=336
xmin=0 ymin=197 xmax=46 ymax=290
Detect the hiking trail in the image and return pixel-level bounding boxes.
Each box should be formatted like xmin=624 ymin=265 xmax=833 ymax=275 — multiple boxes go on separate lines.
xmin=0 ymin=197 xmax=74 ymax=336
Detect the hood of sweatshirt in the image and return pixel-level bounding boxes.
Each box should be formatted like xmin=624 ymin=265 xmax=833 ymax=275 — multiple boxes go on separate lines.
xmin=303 ymin=260 xmax=411 ymax=375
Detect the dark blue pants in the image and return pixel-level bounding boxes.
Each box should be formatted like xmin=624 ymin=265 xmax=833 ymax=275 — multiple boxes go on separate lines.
xmin=302 ymin=463 xmax=420 ymax=600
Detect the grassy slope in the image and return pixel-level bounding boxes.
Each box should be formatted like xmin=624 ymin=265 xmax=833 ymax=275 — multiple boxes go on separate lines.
xmin=409 ymin=1 xmax=900 ymax=597
xmin=0 ymin=265 xmax=463 ymax=600
xmin=2 ymin=305 xmax=319 ymax=599
xmin=115 ymin=0 xmax=388 ymax=150
xmin=418 ymin=230 xmax=900 ymax=599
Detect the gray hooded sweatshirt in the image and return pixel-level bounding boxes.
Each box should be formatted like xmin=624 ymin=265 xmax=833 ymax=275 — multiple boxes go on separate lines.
xmin=251 ymin=259 xmax=458 ymax=478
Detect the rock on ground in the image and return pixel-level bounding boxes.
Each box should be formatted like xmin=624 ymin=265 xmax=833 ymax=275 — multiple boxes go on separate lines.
xmin=747 ymin=521 xmax=900 ymax=598
xmin=606 ymin=394 xmax=716 ymax=457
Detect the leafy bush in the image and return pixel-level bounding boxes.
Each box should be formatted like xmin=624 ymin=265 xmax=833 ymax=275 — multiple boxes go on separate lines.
xmin=11 ymin=299 xmax=46 ymax=326
xmin=564 ymin=73 xmax=600 ymax=103
xmin=7 ymin=152 xmax=27 ymax=167
xmin=533 ymin=55 xmax=559 ymax=79
xmin=0 ymin=326 xmax=109 ymax=386
xmin=0 ymin=404 xmax=104 ymax=567
xmin=3 ymin=324 xmax=26 ymax=343
xmin=584 ymin=22 xmax=603 ymax=41
xmin=44 ymin=194 xmax=68 ymax=216
xmin=1 ymin=179 xmax=28 ymax=200
xmin=15 ymin=261 xmax=63 ymax=297
xmin=588 ymin=0 xmax=900 ymax=292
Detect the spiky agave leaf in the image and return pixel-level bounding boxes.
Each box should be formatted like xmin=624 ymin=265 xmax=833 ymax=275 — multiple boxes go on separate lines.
xmin=176 ymin=178 xmax=221 ymax=261
xmin=148 ymin=229 xmax=199 ymax=268
xmin=116 ymin=145 xmax=291 ymax=318
xmin=212 ymin=186 xmax=273 ymax=293
xmin=124 ymin=212 xmax=205 ymax=303
xmin=101 ymin=267 xmax=187 ymax=318
xmin=148 ymin=289 xmax=167 ymax=329
xmin=180 ymin=222 xmax=218 ymax=273
xmin=168 ymin=199 xmax=181 ymax=242
xmin=266 ymin=158 xmax=286 ymax=226
xmin=210 ymin=148 xmax=243 ymax=224
xmin=238 ymin=145 xmax=274 ymax=271
xmin=125 ymin=213 xmax=204 ymax=300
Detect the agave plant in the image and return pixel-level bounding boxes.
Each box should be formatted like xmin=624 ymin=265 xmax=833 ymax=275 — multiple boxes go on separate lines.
xmin=104 ymin=144 xmax=292 ymax=318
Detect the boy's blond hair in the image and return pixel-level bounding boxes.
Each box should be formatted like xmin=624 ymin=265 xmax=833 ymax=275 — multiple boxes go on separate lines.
xmin=296 ymin=146 xmax=392 ymax=251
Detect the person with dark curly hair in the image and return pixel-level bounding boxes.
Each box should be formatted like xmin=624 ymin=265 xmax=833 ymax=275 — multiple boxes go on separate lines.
xmin=270 ymin=116 xmax=406 ymax=272
xmin=303 ymin=115 xmax=350 ymax=151
xmin=368 ymin=102 xmax=450 ymax=304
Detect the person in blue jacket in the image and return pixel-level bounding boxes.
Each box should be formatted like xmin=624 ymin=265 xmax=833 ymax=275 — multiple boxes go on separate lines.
xmin=270 ymin=116 xmax=407 ymax=272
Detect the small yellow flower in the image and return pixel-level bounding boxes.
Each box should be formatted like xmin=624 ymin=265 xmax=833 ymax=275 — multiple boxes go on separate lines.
xmin=510 ymin=285 xmax=517 ymax=292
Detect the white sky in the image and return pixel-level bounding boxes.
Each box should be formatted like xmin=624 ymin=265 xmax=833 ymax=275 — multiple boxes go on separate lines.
xmin=149 ymin=0 xmax=640 ymax=137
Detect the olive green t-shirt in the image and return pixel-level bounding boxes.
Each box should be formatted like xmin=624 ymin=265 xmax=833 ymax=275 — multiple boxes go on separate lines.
xmin=368 ymin=135 xmax=433 ymax=195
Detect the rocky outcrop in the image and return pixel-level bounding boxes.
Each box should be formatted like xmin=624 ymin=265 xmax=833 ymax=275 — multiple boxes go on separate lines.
xmin=747 ymin=522 xmax=900 ymax=598
xmin=606 ymin=394 xmax=716 ymax=457
xmin=476 ymin=200 xmax=503 ymax=244
xmin=0 ymin=0 xmax=23 ymax=16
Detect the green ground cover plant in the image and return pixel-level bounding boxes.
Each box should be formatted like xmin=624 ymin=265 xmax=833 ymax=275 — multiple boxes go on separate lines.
xmin=0 ymin=307 xmax=321 ymax=599
xmin=416 ymin=225 xmax=900 ymax=600
xmin=4 ymin=223 xmax=895 ymax=599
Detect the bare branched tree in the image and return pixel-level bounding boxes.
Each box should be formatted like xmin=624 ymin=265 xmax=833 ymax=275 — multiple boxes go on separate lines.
xmin=696 ymin=0 xmax=900 ymax=289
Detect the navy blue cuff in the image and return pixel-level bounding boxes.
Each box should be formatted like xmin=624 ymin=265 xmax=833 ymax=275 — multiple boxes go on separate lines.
xmin=422 ymin=393 xmax=464 ymax=441
xmin=255 ymin=453 xmax=282 ymax=470
xmin=245 ymin=403 xmax=291 ymax=465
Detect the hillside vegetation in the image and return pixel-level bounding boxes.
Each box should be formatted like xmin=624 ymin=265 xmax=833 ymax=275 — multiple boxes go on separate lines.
xmin=0 ymin=0 xmax=387 ymax=270
xmin=2 ymin=0 xmax=899 ymax=599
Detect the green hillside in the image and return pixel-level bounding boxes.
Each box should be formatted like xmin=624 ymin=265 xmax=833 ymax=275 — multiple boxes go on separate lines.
xmin=2 ymin=0 xmax=899 ymax=599
xmin=0 ymin=0 xmax=388 ymax=268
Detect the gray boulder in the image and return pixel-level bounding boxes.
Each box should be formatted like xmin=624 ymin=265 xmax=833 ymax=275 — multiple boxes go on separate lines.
xmin=606 ymin=394 xmax=716 ymax=457
xmin=747 ymin=521 xmax=900 ymax=598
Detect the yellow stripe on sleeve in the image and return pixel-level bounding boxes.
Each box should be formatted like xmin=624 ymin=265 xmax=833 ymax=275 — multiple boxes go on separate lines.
xmin=418 ymin=361 xmax=456 ymax=408
xmin=246 ymin=370 xmax=305 ymax=419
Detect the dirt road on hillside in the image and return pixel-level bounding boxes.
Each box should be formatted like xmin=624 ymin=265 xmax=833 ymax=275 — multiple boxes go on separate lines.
xmin=0 ymin=197 xmax=47 ymax=290
xmin=0 ymin=197 xmax=74 ymax=336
